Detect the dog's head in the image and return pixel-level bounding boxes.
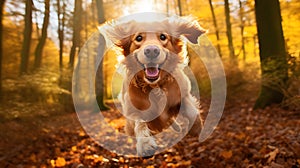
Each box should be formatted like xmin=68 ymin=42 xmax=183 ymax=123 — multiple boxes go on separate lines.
xmin=103 ymin=16 xmax=206 ymax=84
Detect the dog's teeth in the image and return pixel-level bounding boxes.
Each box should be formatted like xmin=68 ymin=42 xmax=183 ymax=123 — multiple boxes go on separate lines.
xmin=144 ymin=64 xmax=159 ymax=68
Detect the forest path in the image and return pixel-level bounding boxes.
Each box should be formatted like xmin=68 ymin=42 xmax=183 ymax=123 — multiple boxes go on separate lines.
xmin=0 ymin=97 xmax=299 ymax=167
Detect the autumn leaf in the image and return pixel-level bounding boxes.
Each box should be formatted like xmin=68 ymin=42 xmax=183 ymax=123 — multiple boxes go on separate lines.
xmin=177 ymin=160 xmax=192 ymax=166
xmin=266 ymin=148 xmax=279 ymax=163
xmin=79 ymin=130 xmax=86 ymax=137
xmin=50 ymin=159 xmax=55 ymax=167
xmin=119 ymin=157 xmax=125 ymax=163
xmin=235 ymin=132 xmax=246 ymax=140
xmin=55 ymin=157 xmax=66 ymax=167
xmin=220 ymin=150 xmax=233 ymax=159
xmin=30 ymin=153 xmax=37 ymax=162
xmin=146 ymin=166 xmax=155 ymax=168
xmin=71 ymin=146 xmax=77 ymax=151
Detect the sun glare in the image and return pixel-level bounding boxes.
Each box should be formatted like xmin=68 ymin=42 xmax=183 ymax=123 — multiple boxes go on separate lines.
xmin=137 ymin=0 xmax=155 ymax=12
xmin=122 ymin=0 xmax=165 ymax=15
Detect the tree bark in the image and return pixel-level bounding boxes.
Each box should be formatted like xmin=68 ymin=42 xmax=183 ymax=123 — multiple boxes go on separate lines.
xmin=239 ymin=0 xmax=246 ymax=61
xmin=57 ymin=0 xmax=66 ymax=69
xmin=224 ymin=0 xmax=235 ymax=63
xmin=177 ymin=0 xmax=182 ymax=16
xmin=0 ymin=0 xmax=5 ymax=94
xmin=208 ymin=0 xmax=222 ymax=57
xmin=84 ymin=0 xmax=88 ymax=41
xmin=34 ymin=10 xmax=40 ymax=39
xmin=34 ymin=0 xmax=50 ymax=69
xmin=20 ymin=0 xmax=33 ymax=74
xmin=254 ymin=0 xmax=288 ymax=109
xmin=96 ymin=0 xmax=105 ymax=24
xmin=69 ymin=0 xmax=82 ymax=67
xmin=91 ymin=0 xmax=97 ymax=24
xmin=166 ymin=0 xmax=169 ymax=14
xmin=95 ymin=0 xmax=109 ymax=111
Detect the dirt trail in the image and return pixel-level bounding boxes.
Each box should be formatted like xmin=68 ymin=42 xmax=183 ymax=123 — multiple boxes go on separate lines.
xmin=0 ymin=98 xmax=299 ymax=167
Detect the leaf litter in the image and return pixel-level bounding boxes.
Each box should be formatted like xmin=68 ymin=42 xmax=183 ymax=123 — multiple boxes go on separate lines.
xmin=0 ymin=70 xmax=299 ymax=167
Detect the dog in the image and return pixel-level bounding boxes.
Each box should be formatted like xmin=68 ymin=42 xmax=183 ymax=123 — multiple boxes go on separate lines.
xmin=102 ymin=15 xmax=205 ymax=157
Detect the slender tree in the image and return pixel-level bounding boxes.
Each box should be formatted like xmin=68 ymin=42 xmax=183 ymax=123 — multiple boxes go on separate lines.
xmin=208 ymin=0 xmax=222 ymax=57
xmin=95 ymin=0 xmax=109 ymax=110
xmin=177 ymin=0 xmax=182 ymax=16
xmin=254 ymin=0 xmax=288 ymax=109
xmin=0 ymin=0 xmax=5 ymax=94
xmin=96 ymin=0 xmax=105 ymax=24
xmin=69 ymin=0 xmax=82 ymax=67
xmin=239 ymin=0 xmax=246 ymax=60
xmin=34 ymin=0 xmax=50 ymax=69
xmin=224 ymin=0 xmax=235 ymax=63
xmin=91 ymin=0 xmax=97 ymax=24
xmin=20 ymin=0 xmax=33 ymax=74
xmin=34 ymin=9 xmax=40 ymax=39
xmin=166 ymin=0 xmax=169 ymax=14
xmin=57 ymin=0 xmax=66 ymax=68
xmin=84 ymin=0 xmax=88 ymax=41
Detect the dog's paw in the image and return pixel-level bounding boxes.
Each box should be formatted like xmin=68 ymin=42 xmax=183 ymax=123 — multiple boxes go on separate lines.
xmin=136 ymin=136 xmax=157 ymax=158
xmin=171 ymin=119 xmax=182 ymax=133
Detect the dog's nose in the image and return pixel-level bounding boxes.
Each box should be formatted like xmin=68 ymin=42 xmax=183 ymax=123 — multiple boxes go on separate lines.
xmin=144 ymin=45 xmax=160 ymax=59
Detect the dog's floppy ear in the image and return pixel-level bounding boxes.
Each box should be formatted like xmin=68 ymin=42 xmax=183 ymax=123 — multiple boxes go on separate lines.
xmin=169 ymin=16 xmax=207 ymax=44
xmin=99 ymin=20 xmax=136 ymax=55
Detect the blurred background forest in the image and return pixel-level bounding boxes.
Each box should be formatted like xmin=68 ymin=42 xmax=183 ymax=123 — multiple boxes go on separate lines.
xmin=0 ymin=0 xmax=300 ymax=167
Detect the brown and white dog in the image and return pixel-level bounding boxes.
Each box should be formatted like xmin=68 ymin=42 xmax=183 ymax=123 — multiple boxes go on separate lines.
xmin=102 ymin=15 xmax=205 ymax=157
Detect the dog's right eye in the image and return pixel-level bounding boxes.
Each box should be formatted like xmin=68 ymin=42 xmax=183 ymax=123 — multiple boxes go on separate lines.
xmin=135 ymin=35 xmax=143 ymax=42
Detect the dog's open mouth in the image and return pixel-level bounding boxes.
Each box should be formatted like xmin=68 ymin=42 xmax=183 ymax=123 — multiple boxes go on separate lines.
xmin=144 ymin=64 xmax=160 ymax=83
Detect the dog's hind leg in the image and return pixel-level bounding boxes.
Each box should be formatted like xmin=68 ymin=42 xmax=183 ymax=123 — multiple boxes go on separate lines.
xmin=125 ymin=120 xmax=135 ymax=136
xmin=182 ymin=95 xmax=203 ymax=136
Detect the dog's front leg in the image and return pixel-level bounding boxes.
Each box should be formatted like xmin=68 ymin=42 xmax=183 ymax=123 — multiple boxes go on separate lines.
xmin=134 ymin=121 xmax=157 ymax=157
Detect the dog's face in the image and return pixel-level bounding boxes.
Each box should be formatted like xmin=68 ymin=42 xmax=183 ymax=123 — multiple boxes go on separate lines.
xmin=104 ymin=17 xmax=206 ymax=84
xmin=130 ymin=31 xmax=178 ymax=84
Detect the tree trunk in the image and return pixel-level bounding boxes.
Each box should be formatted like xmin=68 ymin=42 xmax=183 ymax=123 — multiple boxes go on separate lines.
xmin=208 ymin=0 xmax=222 ymax=57
xmin=166 ymin=0 xmax=169 ymax=14
xmin=95 ymin=0 xmax=109 ymax=111
xmin=239 ymin=0 xmax=246 ymax=61
xmin=91 ymin=0 xmax=97 ymax=24
xmin=20 ymin=0 xmax=33 ymax=74
xmin=224 ymin=0 xmax=235 ymax=63
xmin=34 ymin=0 xmax=50 ymax=69
xmin=96 ymin=0 xmax=105 ymax=24
xmin=177 ymin=0 xmax=182 ymax=16
xmin=0 ymin=0 xmax=5 ymax=95
xmin=57 ymin=0 xmax=66 ymax=69
xmin=254 ymin=0 xmax=288 ymax=109
xmin=69 ymin=0 xmax=82 ymax=67
xmin=84 ymin=0 xmax=88 ymax=41
xmin=34 ymin=10 xmax=40 ymax=39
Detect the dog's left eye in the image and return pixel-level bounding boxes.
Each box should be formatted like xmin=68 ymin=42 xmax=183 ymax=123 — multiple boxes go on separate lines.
xmin=160 ymin=34 xmax=167 ymax=41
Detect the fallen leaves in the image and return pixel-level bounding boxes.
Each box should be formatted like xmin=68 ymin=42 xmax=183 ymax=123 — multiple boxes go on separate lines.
xmin=50 ymin=157 xmax=66 ymax=167
xmin=1 ymin=99 xmax=300 ymax=167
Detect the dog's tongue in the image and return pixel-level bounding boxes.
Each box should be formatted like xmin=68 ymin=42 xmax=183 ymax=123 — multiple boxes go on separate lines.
xmin=145 ymin=67 xmax=159 ymax=78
